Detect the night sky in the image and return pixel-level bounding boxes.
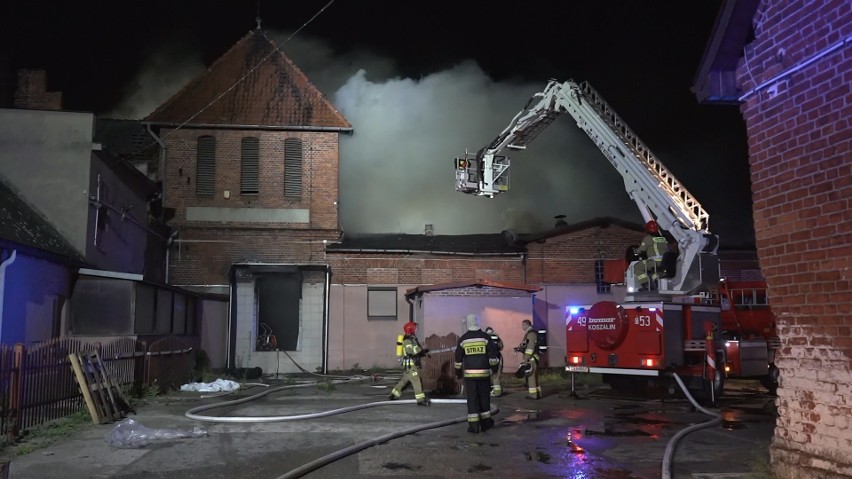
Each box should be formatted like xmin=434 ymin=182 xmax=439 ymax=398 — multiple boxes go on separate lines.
xmin=1 ymin=1 xmax=756 ymax=248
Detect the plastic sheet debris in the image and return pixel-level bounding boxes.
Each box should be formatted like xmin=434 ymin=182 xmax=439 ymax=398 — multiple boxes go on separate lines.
xmin=106 ymin=418 xmax=207 ymax=448
xmin=180 ymin=378 xmax=241 ymax=392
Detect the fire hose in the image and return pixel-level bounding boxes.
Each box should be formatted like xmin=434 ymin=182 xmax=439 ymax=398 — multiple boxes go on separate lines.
xmin=185 ymin=377 xmax=497 ymax=479
xmin=661 ymin=372 xmax=722 ymax=479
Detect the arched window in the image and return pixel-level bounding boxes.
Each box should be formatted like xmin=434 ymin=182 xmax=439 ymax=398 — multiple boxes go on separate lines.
xmin=241 ymin=137 xmax=259 ymax=195
xmin=196 ymin=135 xmax=216 ymax=197
xmin=284 ymin=138 xmax=302 ymax=198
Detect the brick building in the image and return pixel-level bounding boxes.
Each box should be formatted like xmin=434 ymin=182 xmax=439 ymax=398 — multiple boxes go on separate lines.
xmin=694 ymin=1 xmax=851 ymax=477
xmin=141 ymin=26 xmax=766 ymax=380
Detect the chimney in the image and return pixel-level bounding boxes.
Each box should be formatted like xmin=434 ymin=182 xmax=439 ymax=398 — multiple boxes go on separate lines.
xmin=424 ymin=224 xmax=434 ymax=236
xmin=14 ymin=69 xmax=62 ymax=111
xmin=554 ymin=214 xmax=568 ymax=228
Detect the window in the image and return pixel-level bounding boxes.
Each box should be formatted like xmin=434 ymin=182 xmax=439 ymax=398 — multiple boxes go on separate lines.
xmin=241 ymin=137 xmax=259 ymax=195
xmin=595 ymin=259 xmax=611 ymax=294
xmin=368 ymin=288 xmax=397 ymax=320
xmin=196 ymin=135 xmax=216 ymax=196
xmin=284 ymin=138 xmax=303 ymax=198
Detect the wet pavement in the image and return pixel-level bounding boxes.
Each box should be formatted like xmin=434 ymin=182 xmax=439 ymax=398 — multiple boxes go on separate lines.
xmin=1 ymin=377 xmax=776 ymax=478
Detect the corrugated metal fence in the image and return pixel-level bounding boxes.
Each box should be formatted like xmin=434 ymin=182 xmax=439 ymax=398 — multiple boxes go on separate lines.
xmin=0 ymin=336 xmax=194 ymax=442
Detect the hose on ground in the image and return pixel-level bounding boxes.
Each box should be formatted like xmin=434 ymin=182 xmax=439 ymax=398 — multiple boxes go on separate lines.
xmin=185 ymin=377 xmax=496 ymax=478
xmin=661 ymin=372 xmax=722 ymax=479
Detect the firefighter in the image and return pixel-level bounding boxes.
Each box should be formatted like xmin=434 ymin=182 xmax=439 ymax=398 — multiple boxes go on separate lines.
xmin=484 ymin=327 xmax=504 ymax=397
xmin=455 ymin=314 xmax=500 ymax=433
xmin=515 ymin=319 xmax=542 ymax=399
xmin=389 ymin=321 xmax=431 ymax=406
xmin=634 ymin=220 xmax=668 ymax=290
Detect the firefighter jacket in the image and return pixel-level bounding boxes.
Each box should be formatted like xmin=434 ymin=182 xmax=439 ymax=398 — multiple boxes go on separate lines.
xmin=454 ymin=330 xmax=499 ymax=379
xmin=401 ymin=334 xmax=426 ymax=369
xmin=638 ymin=233 xmax=668 ymax=262
xmin=520 ymin=328 xmax=540 ymax=363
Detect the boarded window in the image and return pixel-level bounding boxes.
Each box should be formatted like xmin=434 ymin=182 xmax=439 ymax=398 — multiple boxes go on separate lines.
xmin=241 ymin=137 xmax=259 ymax=195
xmin=284 ymin=138 xmax=303 ymax=198
xmin=368 ymin=287 xmax=397 ymax=320
xmin=196 ymin=135 xmax=216 ymax=196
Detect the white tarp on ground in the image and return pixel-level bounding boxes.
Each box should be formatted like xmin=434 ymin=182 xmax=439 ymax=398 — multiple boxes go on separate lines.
xmin=179 ymin=378 xmax=240 ymax=392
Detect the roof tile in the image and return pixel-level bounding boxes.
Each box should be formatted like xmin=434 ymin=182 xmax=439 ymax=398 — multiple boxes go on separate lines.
xmin=144 ymin=30 xmax=351 ymax=129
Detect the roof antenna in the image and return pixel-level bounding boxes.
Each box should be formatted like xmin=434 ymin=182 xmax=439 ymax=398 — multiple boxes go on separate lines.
xmin=255 ymin=0 xmax=262 ymax=29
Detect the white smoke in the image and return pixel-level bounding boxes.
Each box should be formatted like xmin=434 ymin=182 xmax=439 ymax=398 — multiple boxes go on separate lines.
xmin=106 ymin=40 xmax=206 ymax=120
xmin=279 ymin=34 xmax=640 ymax=235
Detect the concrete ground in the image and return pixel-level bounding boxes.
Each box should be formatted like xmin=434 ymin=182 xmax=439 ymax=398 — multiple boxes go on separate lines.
xmin=0 ymin=375 xmax=776 ymax=479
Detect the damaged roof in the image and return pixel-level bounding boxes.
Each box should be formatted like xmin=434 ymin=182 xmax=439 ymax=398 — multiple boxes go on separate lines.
xmin=325 ymin=232 xmax=526 ymax=256
xmin=405 ymin=279 xmax=542 ymax=298
xmin=144 ymin=29 xmax=352 ymax=130
xmin=326 ymin=217 xmax=643 ymax=255
xmin=0 ymin=177 xmax=85 ymax=263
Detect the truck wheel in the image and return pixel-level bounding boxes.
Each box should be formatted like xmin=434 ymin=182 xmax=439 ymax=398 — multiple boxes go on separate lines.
xmin=759 ymin=365 xmax=779 ymax=395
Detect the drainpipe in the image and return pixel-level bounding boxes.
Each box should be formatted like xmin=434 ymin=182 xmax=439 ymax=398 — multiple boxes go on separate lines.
xmin=0 ymin=250 xmax=18 ymax=344
xmin=146 ymin=124 xmax=172 ymax=282
xmin=164 ymin=230 xmax=178 ymax=283
xmin=323 ymin=265 xmax=330 ymax=375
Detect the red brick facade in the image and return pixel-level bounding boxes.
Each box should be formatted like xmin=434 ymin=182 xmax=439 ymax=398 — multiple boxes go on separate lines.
xmin=737 ymin=1 xmax=851 ymax=477
xmin=162 ymin=128 xmax=341 ymax=285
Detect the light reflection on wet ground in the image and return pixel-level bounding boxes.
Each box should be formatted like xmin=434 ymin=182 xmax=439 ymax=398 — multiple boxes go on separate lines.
xmin=494 ymin=383 xmax=775 ymax=479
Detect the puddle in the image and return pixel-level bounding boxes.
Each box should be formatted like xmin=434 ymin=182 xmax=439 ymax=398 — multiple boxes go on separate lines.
xmin=382 ymin=462 xmax=416 ymax=471
xmin=584 ymin=428 xmax=652 ymax=437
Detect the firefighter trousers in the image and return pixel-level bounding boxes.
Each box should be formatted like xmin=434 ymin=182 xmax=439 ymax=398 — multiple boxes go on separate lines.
xmin=464 ymin=377 xmax=492 ymax=425
xmin=490 ymin=358 xmax=503 ymax=396
xmin=525 ymin=359 xmax=542 ymax=399
xmin=390 ymin=366 xmax=427 ymax=403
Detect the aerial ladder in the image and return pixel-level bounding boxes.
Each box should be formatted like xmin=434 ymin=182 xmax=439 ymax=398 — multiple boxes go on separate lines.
xmin=455 ymin=79 xmax=720 ymax=297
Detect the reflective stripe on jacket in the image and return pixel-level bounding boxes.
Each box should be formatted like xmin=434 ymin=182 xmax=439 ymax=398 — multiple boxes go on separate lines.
xmin=454 ymin=330 xmax=499 ymax=379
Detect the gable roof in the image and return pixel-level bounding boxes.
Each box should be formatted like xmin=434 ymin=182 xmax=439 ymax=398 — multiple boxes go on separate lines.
xmin=144 ymin=30 xmax=352 ymax=130
xmin=405 ymin=279 xmax=542 ymax=298
xmin=0 ymin=176 xmax=85 ymax=263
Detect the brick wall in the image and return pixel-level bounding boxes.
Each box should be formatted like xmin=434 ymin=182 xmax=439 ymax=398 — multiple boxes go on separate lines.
xmin=737 ymin=1 xmax=852 ymax=477
xmin=13 ymin=69 xmax=62 ymax=111
xmin=525 ymin=226 xmax=645 ymax=283
xmin=161 ymin=128 xmax=340 ymax=284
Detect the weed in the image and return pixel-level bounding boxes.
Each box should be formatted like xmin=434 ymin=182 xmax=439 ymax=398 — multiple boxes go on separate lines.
xmin=747 ymin=449 xmax=776 ymax=478
xmin=316 ymin=380 xmax=336 ymax=393
xmin=15 ymin=444 xmax=34 ymax=456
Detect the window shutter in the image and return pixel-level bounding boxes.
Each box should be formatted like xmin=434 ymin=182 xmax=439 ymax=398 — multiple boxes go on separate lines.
xmin=196 ymin=136 xmax=216 ymax=196
xmin=284 ymin=138 xmax=303 ymax=198
xmin=241 ymin=137 xmax=260 ymax=194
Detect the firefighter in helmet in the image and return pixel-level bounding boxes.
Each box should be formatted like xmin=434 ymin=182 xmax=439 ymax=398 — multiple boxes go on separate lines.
xmin=633 ymin=220 xmax=668 ymax=290
xmin=389 ymin=321 xmax=431 ymax=406
xmin=515 ymin=319 xmax=542 ymax=399
xmin=484 ymin=326 xmax=504 ymax=397
xmin=455 ymin=314 xmax=500 ymax=433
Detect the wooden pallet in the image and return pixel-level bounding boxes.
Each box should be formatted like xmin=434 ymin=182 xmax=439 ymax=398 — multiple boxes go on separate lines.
xmin=68 ymin=351 xmax=133 ymax=424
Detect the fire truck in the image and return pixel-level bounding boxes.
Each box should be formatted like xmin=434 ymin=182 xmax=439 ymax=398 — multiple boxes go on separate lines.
xmin=454 ymin=79 xmax=780 ymax=401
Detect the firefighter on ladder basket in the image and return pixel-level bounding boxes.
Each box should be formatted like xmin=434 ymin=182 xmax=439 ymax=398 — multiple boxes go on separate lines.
xmin=515 ymin=319 xmax=542 ymax=399
xmin=633 ymin=220 xmax=669 ymax=290
xmin=389 ymin=321 xmax=431 ymax=406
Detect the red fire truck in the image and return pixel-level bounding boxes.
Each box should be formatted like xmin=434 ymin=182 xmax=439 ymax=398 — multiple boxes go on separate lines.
xmin=454 ymin=79 xmax=779 ymax=401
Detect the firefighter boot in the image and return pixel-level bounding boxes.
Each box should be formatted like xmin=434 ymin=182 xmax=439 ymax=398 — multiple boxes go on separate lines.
xmin=417 ymin=398 xmax=431 ymax=406
xmin=481 ymin=417 xmax=495 ymax=431
xmin=467 ymin=422 xmax=481 ymax=434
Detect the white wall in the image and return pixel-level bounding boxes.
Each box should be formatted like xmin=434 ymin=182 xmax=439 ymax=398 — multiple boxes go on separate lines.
xmin=0 ymin=109 xmax=94 ymax=254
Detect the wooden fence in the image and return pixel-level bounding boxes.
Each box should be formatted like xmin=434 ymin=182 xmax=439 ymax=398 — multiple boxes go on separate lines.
xmin=421 ymin=333 xmax=461 ymax=395
xmin=0 ymin=336 xmax=195 ymax=442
